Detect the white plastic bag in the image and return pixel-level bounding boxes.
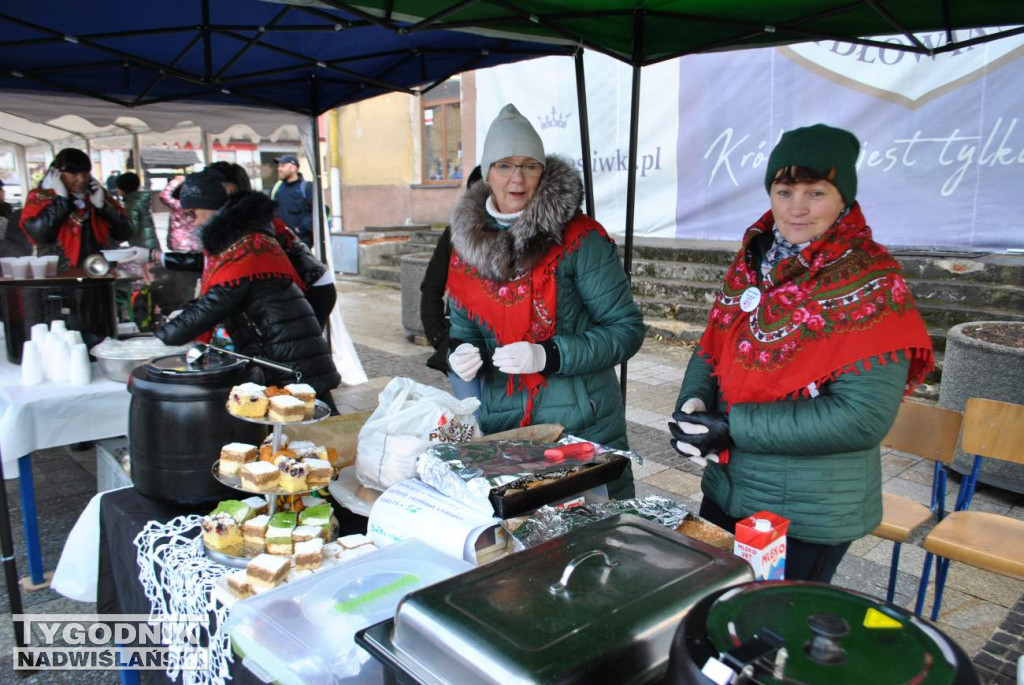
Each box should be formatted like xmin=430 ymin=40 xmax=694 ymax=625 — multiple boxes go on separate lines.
xmin=356 ymin=377 xmax=480 ymax=491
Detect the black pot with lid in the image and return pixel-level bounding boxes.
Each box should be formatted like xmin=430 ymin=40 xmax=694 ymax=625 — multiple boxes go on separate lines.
xmin=128 ymin=351 xmax=265 ymax=506
xmin=667 ymin=581 xmax=979 ymax=684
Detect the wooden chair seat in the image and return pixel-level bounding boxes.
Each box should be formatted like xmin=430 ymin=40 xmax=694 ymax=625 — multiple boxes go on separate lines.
xmin=873 ymin=493 xmax=932 ymax=542
xmin=922 ymin=511 xmax=1024 ymax=580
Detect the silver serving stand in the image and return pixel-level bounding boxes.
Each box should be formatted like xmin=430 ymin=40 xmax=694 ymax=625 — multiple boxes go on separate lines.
xmin=205 ymin=399 xmax=332 ymax=568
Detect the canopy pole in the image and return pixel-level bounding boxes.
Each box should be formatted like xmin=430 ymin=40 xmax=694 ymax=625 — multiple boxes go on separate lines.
xmin=619 ymin=14 xmax=644 ymax=402
xmin=13 ymin=145 xmax=29 ymax=198
xmin=573 ymin=50 xmax=595 ymax=219
xmin=310 ymin=78 xmax=333 ymax=352
xmin=201 ymin=129 xmax=213 ymax=167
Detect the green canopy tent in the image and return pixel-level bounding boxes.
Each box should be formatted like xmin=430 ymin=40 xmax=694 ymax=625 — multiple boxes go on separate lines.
xmin=317 ymin=0 xmax=1024 ymax=394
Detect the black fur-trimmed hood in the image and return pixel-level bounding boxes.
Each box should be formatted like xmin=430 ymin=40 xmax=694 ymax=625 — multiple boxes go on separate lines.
xmin=450 ymin=155 xmax=583 ymax=281
xmin=201 ymin=190 xmax=276 ymax=255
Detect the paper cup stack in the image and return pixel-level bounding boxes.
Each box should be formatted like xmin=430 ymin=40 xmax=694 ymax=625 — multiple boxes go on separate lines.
xmin=23 ymin=319 xmax=90 ymax=386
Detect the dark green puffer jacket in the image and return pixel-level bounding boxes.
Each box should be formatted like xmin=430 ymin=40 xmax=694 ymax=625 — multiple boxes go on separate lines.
xmin=122 ymin=190 xmax=159 ymax=250
xmin=679 ymin=349 xmax=908 ymax=544
xmin=677 ymin=226 xmax=911 ymax=545
xmin=448 ymin=157 xmax=645 ymax=451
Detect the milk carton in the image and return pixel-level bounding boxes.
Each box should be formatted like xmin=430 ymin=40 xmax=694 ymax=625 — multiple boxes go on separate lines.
xmin=733 ymin=511 xmax=789 ymax=580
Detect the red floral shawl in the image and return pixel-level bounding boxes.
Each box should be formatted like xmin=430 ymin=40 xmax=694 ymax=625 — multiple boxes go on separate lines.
xmin=446 ymin=213 xmax=608 ymax=426
xmin=699 ymin=203 xmax=934 ymax=409
xmin=19 ymin=188 xmax=123 ymax=265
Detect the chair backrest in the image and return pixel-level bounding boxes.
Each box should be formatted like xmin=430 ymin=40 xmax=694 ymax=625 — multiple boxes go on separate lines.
xmin=882 ymin=400 xmax=963 ymax=464
xmin=962 ymin=398 xmax=1024 ymax=464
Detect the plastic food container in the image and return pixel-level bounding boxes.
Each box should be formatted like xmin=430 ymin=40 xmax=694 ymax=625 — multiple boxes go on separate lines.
xmin=226 ymin=539 xmax=471 ymax=685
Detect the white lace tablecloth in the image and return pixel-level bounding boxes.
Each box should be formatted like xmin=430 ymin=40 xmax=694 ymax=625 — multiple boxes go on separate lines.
xmin=134 ymin=515 xmax=235 ymax=685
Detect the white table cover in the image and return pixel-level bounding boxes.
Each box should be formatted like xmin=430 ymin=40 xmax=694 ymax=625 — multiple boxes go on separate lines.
xmin=0 ymin=355 xmax=131 ymax=478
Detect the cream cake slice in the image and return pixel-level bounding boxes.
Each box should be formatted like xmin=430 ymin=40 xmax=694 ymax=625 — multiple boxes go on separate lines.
xmin=266 ymin=512 xmax=296 ymax=555
xmin=241 ymin=496 xmax=268 ymax=517
xmin=292 ymin=525 xmax=321 ymax=544
xmin=302 ymin=458 xmax=332 ymax=488
xmin=240 ymin=461 xmax=279 ymax=492
xmin=245 ymin=553 xmax=290 ymax=589
xmin=293 ymin=539 xmax=324 ymax=571
xmin=283 ymin=383 xmax=317 ymax=418
xmin=218 ymin=442 xmax=258 ymax=476
xmin=267 ymin=395 xmax=305 ymax=423
xmin=226 ymin=570 xmax=252 ymax=599
xmin=242 ymin=514 xmax=270 ymax=555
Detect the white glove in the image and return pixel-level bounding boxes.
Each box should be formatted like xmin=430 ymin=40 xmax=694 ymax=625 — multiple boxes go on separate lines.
xmin=672 ymin=398 xmax=720 ymax=467
xmin=44 ymin=168 xmax=68 ymax=198
xmin=492 ymin=341 xmax=546 ymax=375
xmin=449 ymin=343 xmax=483 ymax=382
xmin=119 ymin=246 xmax=152 ymax=265
xmin=88 ymin=180 xmax=105 ymax=209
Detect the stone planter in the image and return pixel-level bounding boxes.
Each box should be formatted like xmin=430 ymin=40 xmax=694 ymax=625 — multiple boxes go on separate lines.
xmin=939 ymin=321 xmax=1024 ymax=494
xmin=400 ymin=253 xmax=433 ymax=338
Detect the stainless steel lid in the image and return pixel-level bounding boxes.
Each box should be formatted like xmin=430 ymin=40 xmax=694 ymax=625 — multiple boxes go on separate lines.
xmin=388 ymin=514 xmax=754 ymax=684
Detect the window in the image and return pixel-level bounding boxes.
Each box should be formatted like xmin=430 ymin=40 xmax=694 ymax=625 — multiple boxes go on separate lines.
xmin=421 ymin=78 xmax=462 ymax=183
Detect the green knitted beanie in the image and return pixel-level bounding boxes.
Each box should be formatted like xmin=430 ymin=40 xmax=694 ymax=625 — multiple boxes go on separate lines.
xmin=764 ymin=124 xmax=861 ymax=207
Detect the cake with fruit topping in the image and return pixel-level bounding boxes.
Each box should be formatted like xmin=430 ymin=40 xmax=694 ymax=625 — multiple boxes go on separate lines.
xmin=227 ymin=383 xmax=268 ymax=418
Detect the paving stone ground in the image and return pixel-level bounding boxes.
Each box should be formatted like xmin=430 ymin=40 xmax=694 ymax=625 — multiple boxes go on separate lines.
xmin=1 ymin=277 xmax=1021 ymax=683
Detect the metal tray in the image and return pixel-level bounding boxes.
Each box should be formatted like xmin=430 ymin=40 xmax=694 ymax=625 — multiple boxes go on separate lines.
xmin=202 ymin=543 xmax=252 ymax=569
xmin=230 ymin=398 xmax=331 ymax=426
xmin=487 ymin=455 xmax=628 ymax=518
xmin=211 ymin=460 xmax=335 ymax=497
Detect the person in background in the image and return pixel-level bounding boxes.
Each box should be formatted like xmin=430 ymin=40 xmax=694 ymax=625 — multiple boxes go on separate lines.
xmin=127 ymin=162 xmax=337 ymax=332
xmin=447 ymin=104 xmax=645 ymax=498
xmin=105 ymin=170 xmax=120 ymax=194
xmin=158 ymin=174 xmax=202 ymax=251
xmin=154 ymin=171 xmax=340 ymax=407
xmin=269 ymin=154 xmax=314 ymax=248
xmin=116 ymin=172 xmax=158 ymax=250
xmin=0 ymin=179 xmax=31 ymax=258
xmin=670 ymin=124 xmax=934 ymax=582
xmin=19 ymin=148 xmax=131 ymax=270
xmin=420 ymin=165 xmax=483 ymax=399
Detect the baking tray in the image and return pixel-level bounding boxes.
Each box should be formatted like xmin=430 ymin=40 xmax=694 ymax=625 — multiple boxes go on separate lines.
xmin=487 ymin=454 xmax=628 ymax=518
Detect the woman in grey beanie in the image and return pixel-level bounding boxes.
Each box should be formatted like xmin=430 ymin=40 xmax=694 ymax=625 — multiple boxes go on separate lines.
xmin=446 ymin=103 xmax=645 ymax=498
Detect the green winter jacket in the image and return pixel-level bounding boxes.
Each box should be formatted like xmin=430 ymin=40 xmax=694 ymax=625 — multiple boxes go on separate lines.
xmin=677 ymin=229 xmax=910 ymax=545
xmin=123 ymin=190 xmax=159 ymax=250
xmin=448 ymin=156 xmax=645 ymax=453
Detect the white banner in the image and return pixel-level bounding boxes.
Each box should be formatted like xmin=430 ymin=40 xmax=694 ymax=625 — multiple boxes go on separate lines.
xmin=476 ymin=29 xmax=1024 ymax=251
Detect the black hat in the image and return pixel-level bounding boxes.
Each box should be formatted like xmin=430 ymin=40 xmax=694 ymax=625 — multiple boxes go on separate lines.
xmin=52 ymin=148 xmax=92 ymax=174
xmin=179 ymin=170 xmax=228 ymax=210
xmin=274 ymin=154 xmax=299 ymax=166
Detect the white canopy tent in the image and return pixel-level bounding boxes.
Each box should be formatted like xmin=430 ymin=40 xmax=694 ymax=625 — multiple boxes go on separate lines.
xmin=0 ymin=89 xmax=367 ymax=385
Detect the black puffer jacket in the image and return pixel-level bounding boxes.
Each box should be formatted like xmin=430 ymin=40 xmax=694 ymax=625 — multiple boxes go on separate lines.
xmin=154 ymin=192 xmax=340 ymax=397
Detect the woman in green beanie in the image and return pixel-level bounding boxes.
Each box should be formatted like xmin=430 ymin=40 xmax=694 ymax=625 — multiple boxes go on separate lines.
xmin=671 ymin=123 xmax=934 ymax=581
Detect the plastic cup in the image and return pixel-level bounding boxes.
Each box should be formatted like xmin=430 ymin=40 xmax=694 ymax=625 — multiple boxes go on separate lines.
xmin=20 ymin=341 xmax=44 ymax=386
xmin=50 ymin=319 xmax=67 ymax=334
xmin=0 ymin=258 xmax=14 ymax=278
xmin=9 ymin=258 xmax=29 ymax=279
xmin=50 ymin=339 xmax=70 ymax=383
xmin=63 ymin=330 xmax=84 ymax=347
xmin=68 ymin=343 xmax=91 ymax=386
xmin=30 ymin=323 xmax=49 ymax=345
xmin=42 ymin=255 xmax=59 ymax=277
xmin=29 ymin=258 xmax=47 ymax=279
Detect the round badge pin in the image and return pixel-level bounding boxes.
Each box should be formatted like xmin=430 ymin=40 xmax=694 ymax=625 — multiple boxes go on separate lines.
xmin=739 ymin=287 xmax=761 ymax=313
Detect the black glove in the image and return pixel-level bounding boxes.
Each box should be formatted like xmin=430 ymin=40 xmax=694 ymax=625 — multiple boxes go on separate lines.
xmin=669 ymin=410 xmax=730 ymax=459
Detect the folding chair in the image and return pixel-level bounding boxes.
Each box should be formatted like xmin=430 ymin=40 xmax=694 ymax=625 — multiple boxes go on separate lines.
xmin=871 ymin=401 xmax=962 ymax=603
xmin=914 ymin=398 xmax=1024 ymax=619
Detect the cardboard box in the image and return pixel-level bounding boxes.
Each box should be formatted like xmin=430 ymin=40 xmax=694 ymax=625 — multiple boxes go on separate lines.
xmin=733 ymin=511 xmax=789 ymax=580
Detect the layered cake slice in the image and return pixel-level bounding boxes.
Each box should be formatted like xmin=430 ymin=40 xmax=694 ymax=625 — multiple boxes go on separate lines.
xmin=227 ymin=383 xmax=269 ymax=418
xmin=259 ymin=432 xmax=289 ymax=460
xmin=299 ymin=503 xmax=332 ymax=539
xmin=246 ymin=554 xmax=290 ymax=589
xmin=293 ymin=539 xmax=324 ymax=571
xmin=266 ymin=512 xmax=296 ymax=554
xmin=218 ymin=443 xmax=258 ymax=476
xmin=242 ymin=514 xmax=270 ymax=555
xmin=241 ymin=496 xmax=269 ymax=517
xmin=201 ymin=513 xmax=242 ymax=553
xmin=292 ymin=525 xmax=321 ymax=544
xmin=210 ymin=499 xmax=253 ymax=524
xmin=303 ymin=458 xmax=332 ymax=488
xmin=277 ymin=458 xmax=309 ymax=493
xmin=240 ymin=461 xmax=279 ymax=492
xmin=267 ymin=395 xmax=305 ymax=423
xmin=226 ymin=570 xmax=252 ymax=599
xmin=337 ymin=534 xmax=374 ymax=552
xmin=284 ymin=383 xmax=317 ymax=418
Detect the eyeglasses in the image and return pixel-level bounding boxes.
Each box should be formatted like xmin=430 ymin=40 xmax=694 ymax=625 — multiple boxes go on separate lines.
xmin=490 ymin=161 xmax=543 ymax=178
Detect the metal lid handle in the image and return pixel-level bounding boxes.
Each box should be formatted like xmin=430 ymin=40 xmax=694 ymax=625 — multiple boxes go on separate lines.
xmin=549 ymin=550 xmax=618 ymax=595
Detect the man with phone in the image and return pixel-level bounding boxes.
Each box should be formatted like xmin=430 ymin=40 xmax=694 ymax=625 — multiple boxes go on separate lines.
xmin=20 ymin=148 xmax=131 ymax=270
